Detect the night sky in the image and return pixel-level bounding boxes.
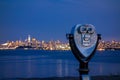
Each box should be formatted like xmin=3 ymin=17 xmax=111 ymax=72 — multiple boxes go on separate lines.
xmin=0 ymin=0 xmax=120 ymax=43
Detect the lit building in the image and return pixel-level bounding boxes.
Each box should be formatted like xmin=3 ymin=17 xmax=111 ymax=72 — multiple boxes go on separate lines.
xmin=28 ymin=35 xmax=31 ymax=43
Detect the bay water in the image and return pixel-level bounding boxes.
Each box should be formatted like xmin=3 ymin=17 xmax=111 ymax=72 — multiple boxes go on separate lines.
xmin=0 ymin=50 xmax=120 ymax=79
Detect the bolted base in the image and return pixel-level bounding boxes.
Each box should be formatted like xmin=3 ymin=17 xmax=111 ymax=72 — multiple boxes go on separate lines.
xmin=80 ymin=75 xmax=91 ymax=80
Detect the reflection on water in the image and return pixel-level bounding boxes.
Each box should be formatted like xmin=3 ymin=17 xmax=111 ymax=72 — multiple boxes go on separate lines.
xmin=0 ymin=50 xmax=120 ymax=79
xmin=0 ymin=56 xmax=79 ymax=78
xmin=90 ymin=62 xmax=120 ymax=76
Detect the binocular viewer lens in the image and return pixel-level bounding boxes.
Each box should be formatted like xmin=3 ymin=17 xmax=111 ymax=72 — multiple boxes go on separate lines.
xmin=79 ymin=25 xmax=94 ymax=34
xmin=70 ymin=24 xmax=98 ymax=57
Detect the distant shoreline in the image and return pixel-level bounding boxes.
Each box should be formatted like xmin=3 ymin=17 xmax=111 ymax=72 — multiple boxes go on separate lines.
xmin=0 ymin=49 xmax=120 ymax=51
xmin=4 ymin=75 xmax=120 ymax=80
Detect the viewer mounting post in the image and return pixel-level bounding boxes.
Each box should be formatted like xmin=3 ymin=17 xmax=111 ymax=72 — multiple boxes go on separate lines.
xmin=66 ymin=24 xmax=101 ymax=80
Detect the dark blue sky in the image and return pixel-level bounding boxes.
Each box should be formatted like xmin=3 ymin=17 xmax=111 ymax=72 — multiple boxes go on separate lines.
xmin=0 ymin=0 xmax=120 ymax=43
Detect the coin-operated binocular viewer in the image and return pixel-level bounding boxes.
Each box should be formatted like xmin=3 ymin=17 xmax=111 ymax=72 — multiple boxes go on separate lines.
xmin=66 ymin=24 xmax=101 ymax=80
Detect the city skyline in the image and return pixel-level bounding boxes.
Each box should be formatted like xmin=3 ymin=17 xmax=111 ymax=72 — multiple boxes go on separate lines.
xmin=0 ymin=34 xmax=120 ymax=44
xmin=0 ymin=35 xmax=120 ymax=51
xmin=0 ymin=0 xmax=120 ymax=43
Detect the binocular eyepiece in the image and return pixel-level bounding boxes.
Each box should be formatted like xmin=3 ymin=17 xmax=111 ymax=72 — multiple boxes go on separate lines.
xmin=68 ymin=24 xmax=99 ymax=59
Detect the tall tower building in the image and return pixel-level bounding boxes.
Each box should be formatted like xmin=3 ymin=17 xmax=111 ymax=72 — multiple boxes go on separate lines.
xmin=28 ymin=35 xmax=31 ymax=43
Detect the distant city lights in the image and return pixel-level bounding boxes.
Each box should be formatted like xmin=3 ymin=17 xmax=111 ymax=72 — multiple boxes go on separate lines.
xmin=0 ymin=35 xmax=120 ymax=51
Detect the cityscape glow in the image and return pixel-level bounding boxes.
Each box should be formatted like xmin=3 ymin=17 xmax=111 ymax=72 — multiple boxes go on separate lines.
xmin=0 ymin=35 xmax=120 ymax=51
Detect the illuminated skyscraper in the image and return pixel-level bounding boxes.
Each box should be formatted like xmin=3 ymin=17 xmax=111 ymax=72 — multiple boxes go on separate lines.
xmin=28 ymin=35 xmax=31 ymax=43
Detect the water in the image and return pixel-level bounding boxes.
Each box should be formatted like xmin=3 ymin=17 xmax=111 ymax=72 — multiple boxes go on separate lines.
xmin=0 ymin=50 xmax=120 ymax=79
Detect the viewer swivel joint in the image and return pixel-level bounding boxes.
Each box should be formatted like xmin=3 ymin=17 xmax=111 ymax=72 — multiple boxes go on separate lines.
xmin=66 ymin=24 xmax=101 ymax=80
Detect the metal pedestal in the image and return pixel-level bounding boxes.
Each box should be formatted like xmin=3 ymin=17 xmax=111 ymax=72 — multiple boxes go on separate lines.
xmin=79 ymin=61 xmax=90 ymax=80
